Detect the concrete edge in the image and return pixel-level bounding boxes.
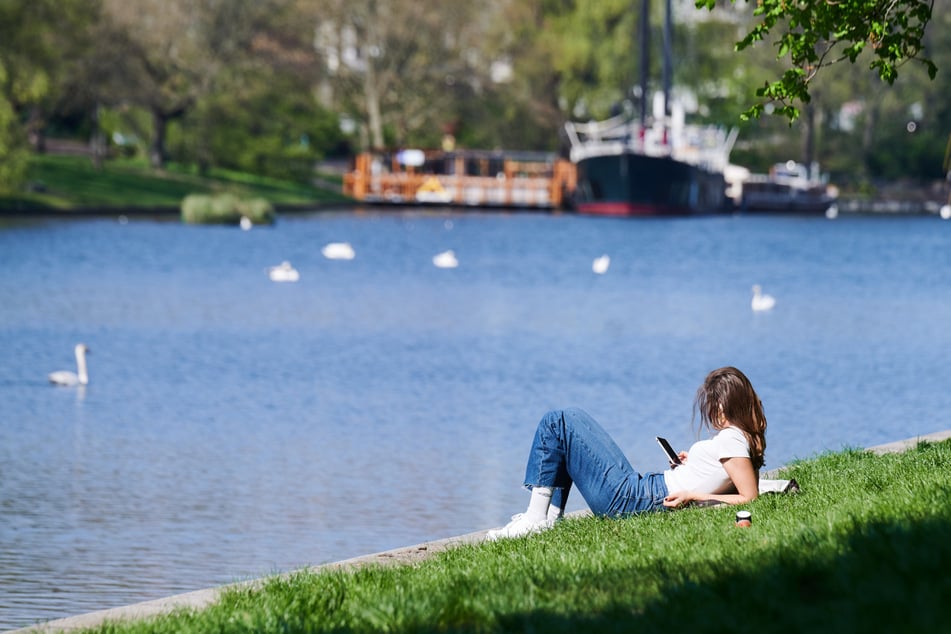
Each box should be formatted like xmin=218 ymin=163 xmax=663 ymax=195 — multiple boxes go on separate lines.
xmin=864 ymin=429 xmax=951 ymax=455
xmin=12 ymin=429 xmax=951 ymax=633
xmin=10 ymin=528 xmax=497 ymax=633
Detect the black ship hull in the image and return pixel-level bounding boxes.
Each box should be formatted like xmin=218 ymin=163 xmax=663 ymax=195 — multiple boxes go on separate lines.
xmin=573 ymin=152 xmax=729 ymax=216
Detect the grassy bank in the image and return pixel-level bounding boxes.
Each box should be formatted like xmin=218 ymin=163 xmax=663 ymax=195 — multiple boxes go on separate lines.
xmin=0 ymin=154 xmax=351 ymax=211
xmin=62 ymin=439 xmax=950 ymax=633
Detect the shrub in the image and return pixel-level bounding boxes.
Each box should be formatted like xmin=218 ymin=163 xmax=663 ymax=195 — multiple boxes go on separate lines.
xmin=180 ymin=192 xmax=275 ymax=225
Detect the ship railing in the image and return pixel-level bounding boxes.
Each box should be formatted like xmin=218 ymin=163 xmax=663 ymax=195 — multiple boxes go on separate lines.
xmin=564 ymin=113 xmax=639 ymax=144
xmin=566 ymin=116 xmax=738 ymax=173
xmin=343 ymin=150 xmax=576 ymax=209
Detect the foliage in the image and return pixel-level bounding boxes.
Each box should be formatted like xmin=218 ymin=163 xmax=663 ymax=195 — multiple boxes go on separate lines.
xmin=0 ymin=63 xmax=28 ymax=194
xmin=69 ymin=439 xmax=951 ymax=633
xmin=866 ymin=118 xmax=946 ymax=181
xmin=94 ymin=0 xmax=289 ymax=168
xmin=0 ymin=0 xmax=95 ymax=192
xmin=169 ymin=72 xmax=345 ymax=183
xmin=696 ymin=0 xmax=938 ymax=122
xmin=453 ymin=85 xmax=560 ymax=151
xmin=307 ymin=0 xmax=503 ymax=150
xmin=537 ymin=0 xmax=642 ymax=120
xmin=0 ymin=0 xmax=95 ymax=108
xmin=456 ymin=1 xmax=571 ymax=150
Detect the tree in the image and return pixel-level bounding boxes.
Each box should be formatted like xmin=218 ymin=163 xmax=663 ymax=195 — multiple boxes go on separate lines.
xmin=96 ymin=0 xmax=200 ymax=168
xmin=0 ymin=0 xmax=96 ymax=189
xmin=98 ymin=0 xmax=282 ymax=168
xmin=0 ymin=61 xmax=28 ymax=194
xmin=163 ymin=0 xmax=334 ymax=177
xmin=171 ymin=72 xmax=344 ymax=182
xmin=309 ymin=0 xmax=509 ymax=150
xmin=530 ymin=0 xmax=644 ymax=121
xmin=698 ymin=0 xmax=938 ymax=122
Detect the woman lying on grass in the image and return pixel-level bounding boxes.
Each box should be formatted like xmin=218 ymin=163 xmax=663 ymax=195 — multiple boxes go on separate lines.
xmin=487 ymin=366 xmax=768 ymax=540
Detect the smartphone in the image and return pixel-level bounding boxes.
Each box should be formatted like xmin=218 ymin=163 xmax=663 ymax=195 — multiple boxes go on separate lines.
xmin=656 ymin=436 xmax=682 ymax=466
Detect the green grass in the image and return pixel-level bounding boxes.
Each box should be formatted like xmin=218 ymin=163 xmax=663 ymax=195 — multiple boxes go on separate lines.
xmin=0 ymin=154 xmax=350 ymax=211
xmin=65 ymin=439 xmax=951 ymax=633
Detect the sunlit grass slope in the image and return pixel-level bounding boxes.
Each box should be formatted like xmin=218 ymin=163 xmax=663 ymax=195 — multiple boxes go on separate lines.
xmin=69 ymin=439 xmax=951 ymax=633
xmin=0 ymin=155 xmax=349 ymax=211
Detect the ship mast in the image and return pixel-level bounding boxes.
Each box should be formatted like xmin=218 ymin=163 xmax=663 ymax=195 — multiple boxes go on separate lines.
xmin=638 ymin=0 xmax=650 ymax=134
xmin=662 ymin=0 xmax=672 ymax=145
xmin=639 ymin=0 xmax=673 ymax=145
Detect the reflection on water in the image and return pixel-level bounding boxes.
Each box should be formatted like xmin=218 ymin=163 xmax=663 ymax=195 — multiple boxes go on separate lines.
xmin=1 ymin=209 xmax=951 ymax=629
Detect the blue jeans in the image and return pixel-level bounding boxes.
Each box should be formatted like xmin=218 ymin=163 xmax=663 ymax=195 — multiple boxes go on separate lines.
xmin=524 ymin=408 xmax=669 ymax=515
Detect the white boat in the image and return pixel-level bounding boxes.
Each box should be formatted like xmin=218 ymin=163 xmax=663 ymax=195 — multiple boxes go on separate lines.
xmin=733 ymin=160 xmax=839 ymax=215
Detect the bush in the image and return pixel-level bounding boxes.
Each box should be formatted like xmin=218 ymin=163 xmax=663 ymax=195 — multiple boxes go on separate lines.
xmin=180 ymin=192 xmax=275 ymax=225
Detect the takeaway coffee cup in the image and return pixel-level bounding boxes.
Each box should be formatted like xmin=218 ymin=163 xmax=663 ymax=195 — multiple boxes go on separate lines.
xmin=735 ymin=510 xmax=752 ymax=527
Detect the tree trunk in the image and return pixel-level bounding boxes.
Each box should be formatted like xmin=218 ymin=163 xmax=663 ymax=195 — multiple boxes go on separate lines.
xmin=802 ymin=101 xmax=815 ymax=169
xmin=149 ymin=108 xmax=167 ymax=169
xmin=364 ymin=57 xmax=384 ymax=150
xmin=91 ymin=103 xmax=106 ymax=170
xmin=362 ymin=0 xmax=384 ymax=151
xmin=861 ymin=99 xmax=880 ymax=181
xmin=28 ymin=106 xmax=46 ymax=153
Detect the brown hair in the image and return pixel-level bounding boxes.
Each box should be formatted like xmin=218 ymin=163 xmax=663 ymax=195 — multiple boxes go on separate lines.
xmin=694 ymin=366 xmax=767 ymax=470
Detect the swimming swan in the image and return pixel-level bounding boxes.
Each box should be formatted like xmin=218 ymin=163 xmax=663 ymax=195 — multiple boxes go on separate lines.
xmin=49 ymin=343 xmax=90 ymax=386
xmin=751 ymin=285 xmax=776 ymax=311
xmin=268 ymin=261 xmax=300 ymax=282
xmin=433 ymin=250 xmax=458 ymax=269
xmin=321 ymin=242 xmax=356 ymax=260
xmin=592 ymin=254 xmax=611 ymax=274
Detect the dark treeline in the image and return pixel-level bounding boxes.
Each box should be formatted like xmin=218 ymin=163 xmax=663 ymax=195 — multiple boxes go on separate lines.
xmin=0 ymin=0 xmax=948 ymax=193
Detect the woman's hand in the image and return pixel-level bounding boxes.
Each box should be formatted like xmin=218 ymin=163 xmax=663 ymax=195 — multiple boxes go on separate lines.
xmin=668 ymin=451 xmax=688 ymax=469
xmin=663 ymin=490 xmax=694 ymax=508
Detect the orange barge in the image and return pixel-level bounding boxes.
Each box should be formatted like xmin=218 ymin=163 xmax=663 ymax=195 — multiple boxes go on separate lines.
xmin=343 ymin=149 xmax=577 ymax=209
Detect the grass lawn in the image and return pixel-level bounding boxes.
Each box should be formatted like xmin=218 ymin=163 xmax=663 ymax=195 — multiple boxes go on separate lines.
xmin=0 ymin=154 xmax=351 ymax=211
xmin=60 ymin=439 xmax=951 ymax=633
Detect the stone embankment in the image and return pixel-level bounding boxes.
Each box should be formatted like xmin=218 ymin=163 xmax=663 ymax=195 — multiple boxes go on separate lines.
xmin=837 ymin=197 xmax=949 ymax=215
xmin=11 ymin=429 xmax=951 ymax=634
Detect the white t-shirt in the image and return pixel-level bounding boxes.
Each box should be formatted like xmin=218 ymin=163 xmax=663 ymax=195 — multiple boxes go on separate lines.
xmin=662 ymin=426 xmax=751 ymax=494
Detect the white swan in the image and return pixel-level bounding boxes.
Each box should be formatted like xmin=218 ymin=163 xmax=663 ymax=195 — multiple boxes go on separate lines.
xmin=49 ymin=343 xmax=90 ymax=386
xmin=433 ymin=250 xmax=459 ymax=269
xmin=751 ymin=285 xmax=776 ymax=312
xmin=321 ymin=242 xmax=356 ymax=260
xmin=592 ymin=254 xmax=610 ymax=274
xmin=268 ymin=261 xmax=300 ymax=282
xmin=239 ymin=216 xmax=253 ymax=231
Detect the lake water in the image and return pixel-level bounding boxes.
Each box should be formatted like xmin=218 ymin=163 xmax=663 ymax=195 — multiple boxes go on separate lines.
xmin=2 ymin=208 xmax=950 ymax=630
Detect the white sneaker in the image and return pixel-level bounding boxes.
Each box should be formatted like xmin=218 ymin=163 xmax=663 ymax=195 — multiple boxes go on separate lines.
xmin=485 ymin=513 xmax=554 ymax=541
